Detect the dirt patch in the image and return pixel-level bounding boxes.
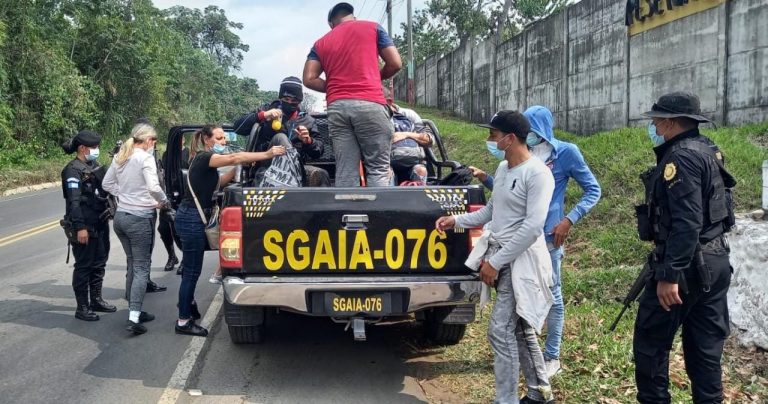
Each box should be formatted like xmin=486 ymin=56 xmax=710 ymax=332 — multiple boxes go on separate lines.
xmin=749 ymin=130 xmax=768 ymax=149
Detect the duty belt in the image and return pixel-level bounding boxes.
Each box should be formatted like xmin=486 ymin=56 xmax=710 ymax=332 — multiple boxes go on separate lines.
xmin=701 ymin=234 xmax=729 ymax=255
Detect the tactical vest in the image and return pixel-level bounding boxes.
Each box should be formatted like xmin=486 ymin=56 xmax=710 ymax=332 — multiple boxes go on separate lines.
xmin=636 ymin=138 xmax=736 ymax=244
xmin=61 ymin=159 xmax=109 ymax=213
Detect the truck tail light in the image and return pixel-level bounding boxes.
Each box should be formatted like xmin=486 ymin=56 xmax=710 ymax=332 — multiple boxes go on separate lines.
xmin=220 ymin=207 xmax=242 ymax=268
xmin=468 ymin=204 xmax=484 ymax=251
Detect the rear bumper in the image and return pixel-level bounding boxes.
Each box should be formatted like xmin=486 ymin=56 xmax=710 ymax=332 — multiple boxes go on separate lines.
xmin=222 ymin=275 xmax=482 ymax=314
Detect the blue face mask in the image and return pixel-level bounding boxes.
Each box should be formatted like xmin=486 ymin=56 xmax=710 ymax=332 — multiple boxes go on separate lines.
xmin=647 ymin=123 xmax=665 ymax=147
xmin=212 ymin=143 xmax=227 ymax=154
xmin=526 ymin=133 xmax=542 ymax=147
xmin=85 ymin=147 xmax=99 ymax=162
xmin=486 ymin=141 xmax=506 ymax=160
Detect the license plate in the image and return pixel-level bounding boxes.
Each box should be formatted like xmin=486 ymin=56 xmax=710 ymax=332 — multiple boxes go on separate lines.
xmin=325 ymin=293 xmax=391 ymax=316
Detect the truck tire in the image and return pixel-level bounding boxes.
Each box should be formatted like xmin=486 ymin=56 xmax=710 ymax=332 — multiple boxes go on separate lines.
xmin=224 ymin=300 xmax=266 ymax=344
xmin=228 ymin=324 xmax=264 ymax=344
xmin=425 ymin=321 xmax=466 ymax=345
xmin=424 ymin=307 xmax=467 ymax=345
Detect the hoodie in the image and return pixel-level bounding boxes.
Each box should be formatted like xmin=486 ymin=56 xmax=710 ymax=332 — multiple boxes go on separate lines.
xmin=481 ymin=106 xmax=602 ymax=243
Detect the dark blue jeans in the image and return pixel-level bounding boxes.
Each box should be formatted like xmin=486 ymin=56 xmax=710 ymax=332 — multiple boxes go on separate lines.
xmin=174 ymin=202 xmax=207 ymax=320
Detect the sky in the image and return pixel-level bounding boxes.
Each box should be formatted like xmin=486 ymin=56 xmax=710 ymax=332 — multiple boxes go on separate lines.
xmin=153 ymin=0 xmax=428 ymax=101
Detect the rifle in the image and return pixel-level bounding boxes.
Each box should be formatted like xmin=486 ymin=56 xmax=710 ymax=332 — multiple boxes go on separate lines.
xmin=609 ymin=258 xmax=652 ymax=331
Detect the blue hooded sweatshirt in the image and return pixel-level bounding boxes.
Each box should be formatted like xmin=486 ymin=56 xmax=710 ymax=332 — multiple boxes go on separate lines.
xmin=481 ymin=106 xmax=601 ymax=244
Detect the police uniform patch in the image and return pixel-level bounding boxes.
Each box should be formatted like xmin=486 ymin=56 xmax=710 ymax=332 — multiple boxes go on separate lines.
xmin=66 ymin=177 xmax=80 ymax=189
xmin=715 ymin=151 xmax=722 ymax=161
xmin=663 ymin=162 xmax=676 ymax=181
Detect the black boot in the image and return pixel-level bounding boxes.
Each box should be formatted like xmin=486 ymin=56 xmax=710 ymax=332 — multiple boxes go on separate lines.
xmin=75 ymin=305 xmax=99 ymax=321
xmin=90 ymin=288 xmax=116 ymax=313
xmin=146 ymin=279 xmax=167 ymax=293
xmin=164 ymin=255 xmax=179 ymax=272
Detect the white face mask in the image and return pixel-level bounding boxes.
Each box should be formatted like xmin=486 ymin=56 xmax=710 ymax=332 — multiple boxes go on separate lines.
xmin=531 ymin=142 xmax=553 ymax=162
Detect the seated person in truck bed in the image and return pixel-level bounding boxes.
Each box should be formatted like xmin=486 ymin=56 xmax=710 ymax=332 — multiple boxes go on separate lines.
xmin=233 ymin=76 xmax=330 ymax=187
xmin=385 ymin=92 xmax=434 ymax=185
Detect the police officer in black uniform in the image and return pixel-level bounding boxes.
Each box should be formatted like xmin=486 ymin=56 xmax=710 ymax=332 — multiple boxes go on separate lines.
xmin=634 ymin=92 xmax=736 ymax=403
xmin=61 ymin=130 xmax=117 ymax=321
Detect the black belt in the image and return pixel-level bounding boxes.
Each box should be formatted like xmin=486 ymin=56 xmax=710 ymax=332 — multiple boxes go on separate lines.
xmin=701 ymin=234 xmax=729 ymax=254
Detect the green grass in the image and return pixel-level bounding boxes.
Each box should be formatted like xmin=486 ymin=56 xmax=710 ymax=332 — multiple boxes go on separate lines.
xmin=410 ymin=105 xmax=768 ymax=403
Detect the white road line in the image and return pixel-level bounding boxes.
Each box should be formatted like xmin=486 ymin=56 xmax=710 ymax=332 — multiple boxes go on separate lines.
xmin=157 ymin=288 xmax=224 ymax=404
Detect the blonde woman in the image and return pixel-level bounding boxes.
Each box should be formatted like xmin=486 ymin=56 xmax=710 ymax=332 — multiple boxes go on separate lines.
xmin=174 ymin=124 xmax=285 ymax=337
xmin=103 ymin=123 xmax=169 ymax=335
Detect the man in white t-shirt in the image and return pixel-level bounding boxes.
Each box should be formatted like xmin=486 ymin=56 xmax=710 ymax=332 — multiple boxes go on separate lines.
xmin=436 ymin=110 xmax=556 ymax=404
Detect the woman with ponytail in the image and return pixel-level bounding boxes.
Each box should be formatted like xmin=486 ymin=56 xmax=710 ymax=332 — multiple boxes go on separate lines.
xmin=174 ymin=124 xmax=286 ymax=337
xmin=102 ymin=123 xmax=169 ymax=335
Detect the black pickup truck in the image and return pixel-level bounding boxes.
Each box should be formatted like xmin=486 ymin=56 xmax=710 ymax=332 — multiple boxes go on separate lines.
xmin=165 ymin=115 xmax=485 ymax=344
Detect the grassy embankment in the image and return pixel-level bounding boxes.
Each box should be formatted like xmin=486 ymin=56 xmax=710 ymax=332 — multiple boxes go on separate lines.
xmin=411 ymin=105 xmax=768 ymax=403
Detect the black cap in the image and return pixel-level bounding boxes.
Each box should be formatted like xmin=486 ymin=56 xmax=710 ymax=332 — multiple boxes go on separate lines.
xmin=641 ymin=91 xmax=711 ymax=123
xmin=279 ymin=76 xmax=304 ymax=102
xmin=328 ymin=2 xmax=354 ymax=22
xmin=74 ymin=130 xmax=102 ymax=147
xmin=478 ymin=110 xmax=530 ymax=138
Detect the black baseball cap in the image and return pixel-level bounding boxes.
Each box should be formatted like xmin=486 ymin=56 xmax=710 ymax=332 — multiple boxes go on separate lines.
xmin=478 ymin=110 xmax=530 ymax=138
xmin=328 ymin=2 xmax=354 ymax=22
xmin=642 ymin=91 xmax=712 ymax=123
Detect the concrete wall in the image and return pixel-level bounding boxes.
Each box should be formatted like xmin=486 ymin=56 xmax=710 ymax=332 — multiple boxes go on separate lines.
xmin=566 ymin=0 xmax=627 ymax=133
xmin=727 ymin=0 xmax=768 ymax=125
xmin=424 ymin=56 xmax=439 ymax=108
xmin=526 ymin=11 xmax=567 ymax=127
xmin=393 ymin=0 xmax=768 ymax=134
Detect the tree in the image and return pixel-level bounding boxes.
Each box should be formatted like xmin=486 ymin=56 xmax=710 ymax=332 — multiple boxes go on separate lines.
xmin=393 ymin=8 xmax=455 ymax=64
xmin=164 ymin=5 xmax=250 ymax=72
xmin=300 ymin=92 xmax=319 ymax=114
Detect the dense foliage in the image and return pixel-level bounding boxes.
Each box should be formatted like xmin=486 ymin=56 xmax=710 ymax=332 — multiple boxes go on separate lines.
xmin=0 ymin=0 xmax=272 ymax=166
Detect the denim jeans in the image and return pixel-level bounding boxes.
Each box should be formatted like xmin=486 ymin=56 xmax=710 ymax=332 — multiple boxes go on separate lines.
xmin=544 ymin=245 xmax=564 ymax=361
xmin=327 ymin=99 xmax=393 ymax=187
xmin=489 ymin=266 xmax=551 ymax=403
xmin=174 ymin=202 xmax=206 ymax=320
xmin=113 ymin=211 xmax=155 ymax=312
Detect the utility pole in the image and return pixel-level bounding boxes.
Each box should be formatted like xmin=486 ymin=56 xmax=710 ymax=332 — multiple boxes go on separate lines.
xmin=407 ymin=0 xmax=415 ymax=105
xmin=387 ymin=0 xmax=394 ymax=102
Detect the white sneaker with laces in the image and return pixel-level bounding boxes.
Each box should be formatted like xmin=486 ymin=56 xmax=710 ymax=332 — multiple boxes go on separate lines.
xmin=544 ymin=359 xmax=561 ymax=379
xmin=208 ymin=274 xmax=222 ymax=284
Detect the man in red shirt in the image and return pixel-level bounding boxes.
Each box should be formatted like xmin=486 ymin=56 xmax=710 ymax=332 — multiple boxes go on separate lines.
xmin=303 ymin=2 xmax=402 ymax=187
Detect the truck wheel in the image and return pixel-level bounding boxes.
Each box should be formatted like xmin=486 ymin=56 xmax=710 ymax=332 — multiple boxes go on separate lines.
xmin=425 ymin=321 xmax=466 ymax=345
xmin=424 ymin=307 xmax=467 ymax=345
xmin=228 ymin=325 xmax=264 ymax=344
xmin=224 ymin=300 xmax=266 ymax=344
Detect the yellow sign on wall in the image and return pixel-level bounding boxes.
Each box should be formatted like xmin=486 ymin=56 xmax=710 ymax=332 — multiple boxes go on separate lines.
xmin=627 ymin=0 xmax=725 ymax=36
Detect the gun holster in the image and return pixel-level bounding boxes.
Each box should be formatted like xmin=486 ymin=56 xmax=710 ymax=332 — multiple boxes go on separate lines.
xmin=59 ymin=217 xmax=78 ymax=244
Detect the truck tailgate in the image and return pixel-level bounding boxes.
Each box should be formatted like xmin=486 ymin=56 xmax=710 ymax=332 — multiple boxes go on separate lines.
xmin=237 ymin=186 xmax=482 ymax=275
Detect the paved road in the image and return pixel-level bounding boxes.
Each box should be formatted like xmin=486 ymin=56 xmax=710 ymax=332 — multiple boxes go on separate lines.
xmin=0 ymin=189 xmax=218 ymax=404
xmin=0 ymin=189 xmax=435 ymax=404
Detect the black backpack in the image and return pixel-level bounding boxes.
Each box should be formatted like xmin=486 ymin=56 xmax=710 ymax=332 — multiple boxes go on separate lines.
xmin=439 ymin=166 xmax=474 ymax=186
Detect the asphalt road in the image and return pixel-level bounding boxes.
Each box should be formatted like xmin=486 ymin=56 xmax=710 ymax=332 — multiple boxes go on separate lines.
xmin=0 ymin=188 xmax=434 ymax=404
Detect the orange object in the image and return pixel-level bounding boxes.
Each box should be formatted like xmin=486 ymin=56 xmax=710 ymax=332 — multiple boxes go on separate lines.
xmin=271 ymin=119 xmax=282 ymax=131
xmin=358 ymin=161 xmax=366 ymax=187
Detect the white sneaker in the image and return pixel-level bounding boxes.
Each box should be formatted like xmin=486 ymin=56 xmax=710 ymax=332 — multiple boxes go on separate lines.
xmin=208 ymin=274 xmax=222 ymax=284
xmin=544 ymin=359 xmax=561 ymax=379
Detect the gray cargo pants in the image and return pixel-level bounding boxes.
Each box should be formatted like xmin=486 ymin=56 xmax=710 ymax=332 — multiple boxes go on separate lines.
xmin=489 ymin=265 xmax=552 ymax=404
xmin=327 ymin=99 xmax=393 ymax=187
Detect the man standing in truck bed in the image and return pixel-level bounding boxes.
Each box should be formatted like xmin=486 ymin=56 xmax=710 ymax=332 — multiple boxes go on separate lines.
xmin=303 ymin=2 xmax=402 ymax=187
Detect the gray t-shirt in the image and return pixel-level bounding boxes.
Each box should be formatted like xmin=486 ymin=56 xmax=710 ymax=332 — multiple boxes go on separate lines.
xmin=454 ymin=156 xmax=555 ymax=269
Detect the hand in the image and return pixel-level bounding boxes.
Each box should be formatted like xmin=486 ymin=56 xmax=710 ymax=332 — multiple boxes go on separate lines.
xmin=392 ymin=132 xmax=407 ymax=144
xmin=551 ymin=218 xmax=573 ymax=248
xmin=295 ymin=126 xmax=312 ymax=144
xmin=480 ymin=261 xmax=499 ymax=286
xmin=264 ymin=108 xmax=283 ymax=121
xmin=656 ymin=281 xmax=682 ymax=311
xmin=268 ymin=145 xmax=286 ymax=158
xmin=468 ymin=166 xmax=487 ymax=182
xmin=435 ymin=216 xmax=456 ymax=234
xmin=77 ymin=229 xmax=89 ymax=245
